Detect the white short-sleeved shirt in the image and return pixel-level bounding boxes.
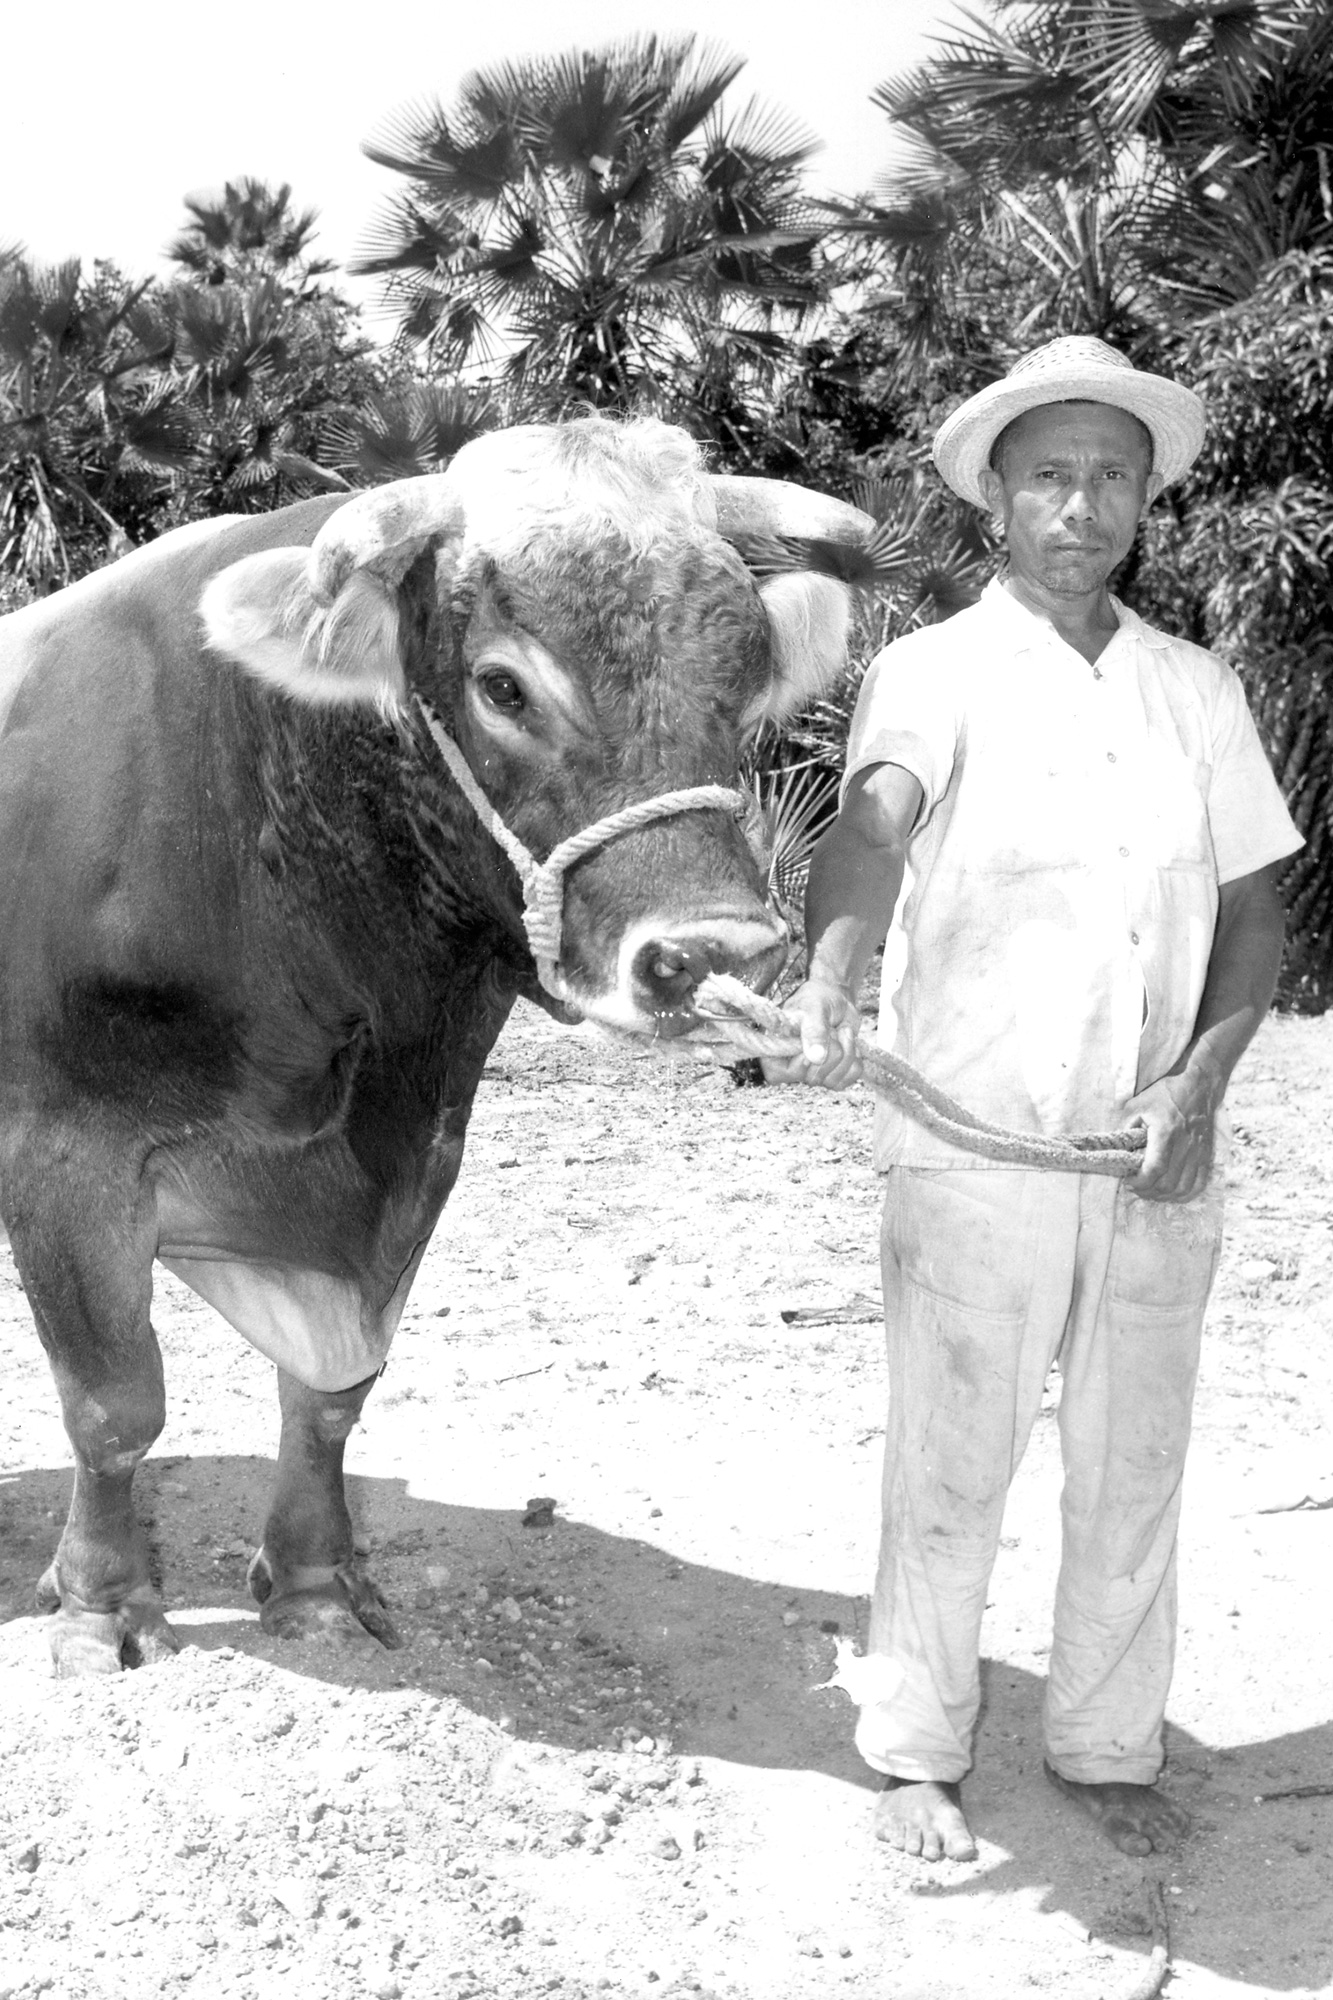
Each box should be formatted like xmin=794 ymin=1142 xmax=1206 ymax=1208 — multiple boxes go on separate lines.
xmin=843 ymin=578 xmax=1303 ymax=1168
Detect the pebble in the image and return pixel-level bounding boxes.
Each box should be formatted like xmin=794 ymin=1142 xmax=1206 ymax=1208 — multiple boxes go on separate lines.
xmin=781 ymin=1610 xmax=801 ymax=1627
xmin=1239 ymin=1257 xmax=1277 ymax=1284
xmin=270 ymin=1878 xmax=322 ymax=1922
xmin=653 ymin=1836 xmax=681 ymax=1862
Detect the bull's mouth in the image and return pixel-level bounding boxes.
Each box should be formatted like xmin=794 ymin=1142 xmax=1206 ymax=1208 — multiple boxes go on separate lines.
xmin=552 ymin=913 xmax=789 ymax=1041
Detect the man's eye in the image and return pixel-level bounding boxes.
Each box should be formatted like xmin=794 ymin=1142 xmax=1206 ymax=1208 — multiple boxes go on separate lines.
xmin=478 ymin=671 xmax=525 ymax=712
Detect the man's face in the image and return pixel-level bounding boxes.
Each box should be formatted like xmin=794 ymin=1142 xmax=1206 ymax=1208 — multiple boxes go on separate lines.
xmin=977 ymin=402 xmax=1163 ymax=600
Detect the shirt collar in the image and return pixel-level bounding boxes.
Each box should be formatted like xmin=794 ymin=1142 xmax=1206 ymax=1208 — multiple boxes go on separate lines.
xmin=979 ymin=575 xmax=1174 ymax=655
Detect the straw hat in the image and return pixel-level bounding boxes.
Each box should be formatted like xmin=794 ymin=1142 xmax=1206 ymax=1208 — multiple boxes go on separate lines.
xmin=932 ymin=336 xmax=1206 ymax=509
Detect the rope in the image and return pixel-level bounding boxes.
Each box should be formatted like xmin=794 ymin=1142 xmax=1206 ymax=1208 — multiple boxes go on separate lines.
xmin=411 ymin=702 xmax=1142 ymax=1176
xmin=415 ymin=698 xmax=747 ymax=990
xmin=691 ymin=972 xmax=1147 ymax=1177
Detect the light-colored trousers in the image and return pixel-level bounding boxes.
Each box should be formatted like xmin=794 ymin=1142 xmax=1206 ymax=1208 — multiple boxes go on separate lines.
xmin=855 ymin=1165 xmax=1223 ymax=1786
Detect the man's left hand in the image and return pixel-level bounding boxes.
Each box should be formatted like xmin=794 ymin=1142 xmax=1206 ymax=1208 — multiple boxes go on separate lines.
xmin=1124 ymin=1068 xmax=1222 ymax=1203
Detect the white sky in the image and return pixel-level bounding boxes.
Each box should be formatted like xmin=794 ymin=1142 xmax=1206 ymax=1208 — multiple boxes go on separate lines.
xmin=4 ymin=0 xmax=956 ymax=288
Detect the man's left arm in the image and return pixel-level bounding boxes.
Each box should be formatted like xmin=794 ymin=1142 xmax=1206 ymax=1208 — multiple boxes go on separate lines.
xmin=1128 ymin=861 xmax=1287 ymax=1202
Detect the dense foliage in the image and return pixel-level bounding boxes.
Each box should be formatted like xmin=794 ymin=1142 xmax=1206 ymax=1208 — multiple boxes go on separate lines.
xmin=351 ymin=34 xmax=825 ymax=461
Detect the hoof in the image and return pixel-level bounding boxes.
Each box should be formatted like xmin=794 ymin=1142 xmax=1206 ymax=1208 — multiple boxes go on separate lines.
xmin=45 ymin=1592 xmax=180 ymax=1679
xmin=249 ymin=1549 xmax=401 ymax=1650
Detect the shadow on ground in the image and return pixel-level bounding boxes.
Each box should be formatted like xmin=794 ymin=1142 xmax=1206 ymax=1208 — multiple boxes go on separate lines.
xmin=1 ymin=1452 xmax=1330 ymax=1994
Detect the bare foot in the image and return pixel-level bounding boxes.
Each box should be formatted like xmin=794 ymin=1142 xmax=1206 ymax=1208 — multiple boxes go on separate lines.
xmin=874 ymin=1777 xmax=978 ymax=1862
xmin=1043 ymin=1761 xmax=1191 ymax=1856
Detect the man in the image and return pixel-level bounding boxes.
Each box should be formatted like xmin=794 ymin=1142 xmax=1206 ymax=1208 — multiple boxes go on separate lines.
xmin=769 ymin=336 xmax=1303 ymax=1863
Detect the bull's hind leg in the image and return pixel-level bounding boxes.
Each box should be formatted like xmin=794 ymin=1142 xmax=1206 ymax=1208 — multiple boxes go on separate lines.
xmin=248 ymin=1368 xmax=401 ymax=1647
xmin=8 ymin=1168 xmax=177 ymax=1677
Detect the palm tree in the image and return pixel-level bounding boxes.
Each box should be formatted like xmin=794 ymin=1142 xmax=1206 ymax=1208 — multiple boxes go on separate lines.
xmin=167 ymin=177 xmax=334 ymax=292
xmin=318 ymin=381 xmax=501 ymax=484
xmin=0 ymin=252 xmax=192 ymax=595
xmin=159 ymin=185 xmax=368 ymax=515
xmin=832 ymin=0 xmax=1330 ymax=363
xmin=352 ymin=35 xmax=826 ymax=436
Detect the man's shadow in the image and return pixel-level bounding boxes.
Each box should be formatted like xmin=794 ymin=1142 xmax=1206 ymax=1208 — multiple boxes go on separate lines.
xmin=1 ymin=1454 xmax=1328 ymax=1995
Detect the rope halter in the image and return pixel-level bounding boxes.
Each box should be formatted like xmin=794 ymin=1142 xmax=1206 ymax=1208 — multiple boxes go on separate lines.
xmin=415 ymin=698 xmax=761 ymax=998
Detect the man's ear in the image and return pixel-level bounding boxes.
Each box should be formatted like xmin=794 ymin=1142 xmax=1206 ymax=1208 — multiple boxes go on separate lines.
xmin=978 ymin=464 xmax=1004 ymax=517
xmin=1142 ymin=469 xmax=1166 ymax=510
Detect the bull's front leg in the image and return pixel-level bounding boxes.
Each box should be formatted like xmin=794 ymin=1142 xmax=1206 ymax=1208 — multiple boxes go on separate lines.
xmin=7 ymin=1159 xmax=177 ymax=1677
xmin=248 ymin=1367 xmax=400 ymax=1648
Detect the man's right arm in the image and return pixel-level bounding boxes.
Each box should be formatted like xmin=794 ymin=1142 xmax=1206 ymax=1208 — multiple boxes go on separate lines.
xmin=763 ymin=761 xmax=924 ymax=1089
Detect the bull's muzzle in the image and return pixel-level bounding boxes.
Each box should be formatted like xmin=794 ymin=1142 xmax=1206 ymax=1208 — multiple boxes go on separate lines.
xmin=627 ymin=919 xmax=789 ymax=1034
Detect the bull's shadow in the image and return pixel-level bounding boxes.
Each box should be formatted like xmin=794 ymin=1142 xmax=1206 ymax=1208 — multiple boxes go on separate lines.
xmin=1 ymin=1452 xmax=1329 ymax=1995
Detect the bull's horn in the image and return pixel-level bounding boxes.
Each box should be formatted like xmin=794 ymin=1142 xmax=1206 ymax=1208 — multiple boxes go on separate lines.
xmin=710 ymin=475 xmax=902 ymax=588
xmin=308 ymin=476 xmax=468 ymax=605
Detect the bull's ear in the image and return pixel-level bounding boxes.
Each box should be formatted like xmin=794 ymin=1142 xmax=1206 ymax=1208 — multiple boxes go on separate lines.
xmin=200 ymin=548 xmax=407 ymax=713
xmin=749 ymin=572 xmax=852 ymax=725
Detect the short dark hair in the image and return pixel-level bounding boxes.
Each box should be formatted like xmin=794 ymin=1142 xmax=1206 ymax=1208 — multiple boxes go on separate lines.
xmin=988 ymin=400 xmax=1154 ymax=477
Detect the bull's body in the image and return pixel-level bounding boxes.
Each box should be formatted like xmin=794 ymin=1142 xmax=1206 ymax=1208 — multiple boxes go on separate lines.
xmin=0 ymin=419 xmax=873 ymax=1673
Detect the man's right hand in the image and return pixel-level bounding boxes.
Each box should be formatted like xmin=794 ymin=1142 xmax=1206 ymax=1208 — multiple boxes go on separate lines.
xmin=761 ymin=977 xmax=864 ymax=1090
xmin=759 ymin=760 xmax=922 ymax=1093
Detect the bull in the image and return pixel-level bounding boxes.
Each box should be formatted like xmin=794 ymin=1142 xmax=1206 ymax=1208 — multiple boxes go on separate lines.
xmin=0 ymin=416 xmax=879 ymax=1676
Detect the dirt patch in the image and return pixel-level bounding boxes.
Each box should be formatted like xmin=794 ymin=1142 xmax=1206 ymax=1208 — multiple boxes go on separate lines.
xmin=1 ymin=999 xmax=1331 ymax=2000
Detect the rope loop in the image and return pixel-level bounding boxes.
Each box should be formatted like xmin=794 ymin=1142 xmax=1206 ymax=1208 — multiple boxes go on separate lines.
xmin=415 ymin=698 xmax=748 ymax=988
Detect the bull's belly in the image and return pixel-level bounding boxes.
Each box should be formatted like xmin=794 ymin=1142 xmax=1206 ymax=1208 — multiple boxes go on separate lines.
xmin=157 ymin=1249 xmax=405 ymax=1393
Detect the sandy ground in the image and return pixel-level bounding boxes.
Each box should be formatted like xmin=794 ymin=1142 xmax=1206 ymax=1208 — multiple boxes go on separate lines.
xmin=1 ymin=997 xmax=1331 ymax=2000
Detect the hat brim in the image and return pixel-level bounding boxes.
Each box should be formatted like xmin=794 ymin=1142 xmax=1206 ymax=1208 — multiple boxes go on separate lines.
xmin=932 ymin=364 xmax=1206 ymax=509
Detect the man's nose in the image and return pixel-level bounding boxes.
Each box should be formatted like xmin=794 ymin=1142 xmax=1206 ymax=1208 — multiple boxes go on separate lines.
xmin=1061 ymin=481 xmax=1097 ymax=522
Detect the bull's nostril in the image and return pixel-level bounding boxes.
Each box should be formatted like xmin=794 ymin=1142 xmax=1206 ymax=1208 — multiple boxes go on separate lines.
xmin=635 ymin=936 xmax=714 ymax=1008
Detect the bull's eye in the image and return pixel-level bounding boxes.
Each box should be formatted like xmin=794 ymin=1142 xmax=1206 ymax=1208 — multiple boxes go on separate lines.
xmin=477 ymin=669 xmax=526 ymax=713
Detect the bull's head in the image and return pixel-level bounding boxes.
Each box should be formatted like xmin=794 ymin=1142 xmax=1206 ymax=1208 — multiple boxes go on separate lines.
xmin=201 ymin=418 xmax=881 ymax=1035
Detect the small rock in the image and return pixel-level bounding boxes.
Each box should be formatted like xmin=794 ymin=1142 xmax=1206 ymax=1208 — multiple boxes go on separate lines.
xmin=496 ymin=1913 xmax=523 ymax=1937
xmin=104 ymin=1888 xmax=144 ymax=1925
xmin=1239 ymin=1258 xmax=1277 ymax=1285
xmin=270 ymin=1878 xmax=322 ymax=1922
xmin=523 ymin=1497 xmax=557 ymax=1529
xmin=499 ymin=1597 xmax=523 ymax=1624
xmin=425 ymin=1565 xmax=452 ymax=1589
xmin=781 ymin=1610 xmax=801 ymax=1627
xmin=797 ymin=1940 xmax=823 ymax=1959
xmin=653 ymin=1836 xmax=681 ymax=1862
xmin=11 ymin=1843 xmax=39 ymax=1874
